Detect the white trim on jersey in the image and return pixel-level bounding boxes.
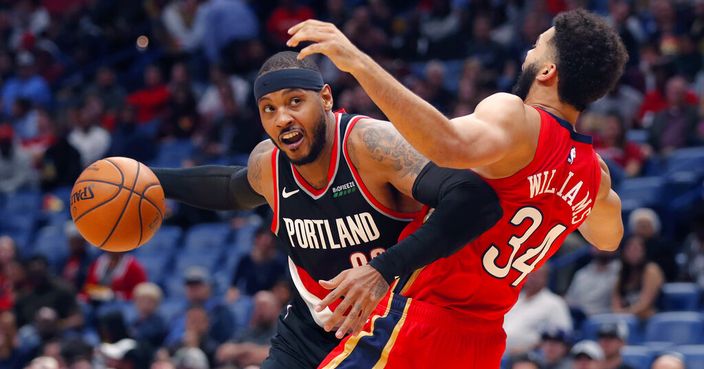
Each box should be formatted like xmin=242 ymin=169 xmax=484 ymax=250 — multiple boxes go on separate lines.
xmin=287 ymin=257 xmax=333 ymax=328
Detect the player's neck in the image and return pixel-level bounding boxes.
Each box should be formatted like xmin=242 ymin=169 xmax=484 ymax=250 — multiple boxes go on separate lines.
xmin=525 ymin=90 xmax=580 ymax=127
xmin=292 ymin=112 xmax=338 ymax=190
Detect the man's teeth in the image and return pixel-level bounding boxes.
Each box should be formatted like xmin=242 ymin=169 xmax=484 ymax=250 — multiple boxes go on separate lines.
xmin=282 ymin=132 xmax=299 ymax=140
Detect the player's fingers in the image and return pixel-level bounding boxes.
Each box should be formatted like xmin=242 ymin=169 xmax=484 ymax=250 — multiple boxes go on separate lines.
xmin=316 ymin=284 xmax=345 ymax=312
xmin=298 ymin=43 xmax=328 ymax=60
xmin=324 ymin=292 xmax=355 ymax=332
xmin=288 ymin=19 xmax=326 ymax=35
xmin=286 ymin=27 xmax=329 ymax=48
xmin=319 ymin=270 xmax=346 ymax=289
xmin=336 ymin=302 xmax=363 ymax=339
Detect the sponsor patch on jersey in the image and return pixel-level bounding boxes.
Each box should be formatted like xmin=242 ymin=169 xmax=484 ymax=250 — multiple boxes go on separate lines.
xmin=332 ymin=181 xmax=357 ymax=198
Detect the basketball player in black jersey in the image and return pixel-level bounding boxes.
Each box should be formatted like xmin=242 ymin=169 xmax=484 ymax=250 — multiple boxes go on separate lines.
xmin=153 ymin=51 xmax=501 ymax=369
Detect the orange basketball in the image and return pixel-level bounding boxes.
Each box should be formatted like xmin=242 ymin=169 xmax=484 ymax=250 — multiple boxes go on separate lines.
xmin=70 ymin=157 xmax=165 ymax=252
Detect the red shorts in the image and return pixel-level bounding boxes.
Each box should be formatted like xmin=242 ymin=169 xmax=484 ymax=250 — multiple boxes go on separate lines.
xmin=317 ymin=294 xmax=506 ymax=369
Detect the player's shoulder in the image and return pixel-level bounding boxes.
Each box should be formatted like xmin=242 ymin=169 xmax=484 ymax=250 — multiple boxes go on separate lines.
xmin=345 ymin=117 xmax=427 ymax=172
xmin=247 ymin=139 xmax=276 ymax=194
xmin=345 ymin=117 xmax=397 ymax=156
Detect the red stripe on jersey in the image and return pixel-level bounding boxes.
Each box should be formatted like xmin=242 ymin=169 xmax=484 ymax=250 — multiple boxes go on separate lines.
xmin=295 ymin=264 xmax=343 ymax=312
xmin=270 ymin=148 xmax=279 ymax=234
xmin=343 ymin=116 xmax=423 ymax=220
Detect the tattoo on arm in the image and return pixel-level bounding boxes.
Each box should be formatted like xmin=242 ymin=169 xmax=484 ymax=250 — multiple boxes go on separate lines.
xmin=361 ymin=125 xmax=429 ymax=178
xmin=247 ymin=140 xmax=273 ymax=192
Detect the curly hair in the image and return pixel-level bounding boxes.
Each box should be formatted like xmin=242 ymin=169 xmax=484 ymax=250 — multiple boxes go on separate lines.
xmin=552 ymin=9 xmax=628 ymax=111
xmin=257 ymin=51 xmax=320 ymax=76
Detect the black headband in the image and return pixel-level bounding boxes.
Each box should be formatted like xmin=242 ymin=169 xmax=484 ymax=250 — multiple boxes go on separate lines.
xmin=254 ymin=68 xmax=324 ymax=101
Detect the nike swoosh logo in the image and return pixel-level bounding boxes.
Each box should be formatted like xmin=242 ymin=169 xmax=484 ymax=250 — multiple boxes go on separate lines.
xmin=284 ymin=304 xmax=292 ymax=320
xmin=282 ymin=187 xmax=300 ymax=198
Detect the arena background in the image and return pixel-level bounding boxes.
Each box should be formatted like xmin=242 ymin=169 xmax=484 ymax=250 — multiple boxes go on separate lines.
xmin=0 ymin=0 xmax=703 ymax=368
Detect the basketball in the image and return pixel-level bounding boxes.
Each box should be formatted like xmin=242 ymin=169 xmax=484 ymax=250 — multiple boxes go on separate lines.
xmin=70 ymin=157 xmax=165 ymax=252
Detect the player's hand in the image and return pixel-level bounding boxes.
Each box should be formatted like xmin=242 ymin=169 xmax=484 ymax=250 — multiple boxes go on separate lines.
xmin=287 ymin=20 xmax=365 ymax=73
xmin=315 ymin=265 xmax=389 ymax=339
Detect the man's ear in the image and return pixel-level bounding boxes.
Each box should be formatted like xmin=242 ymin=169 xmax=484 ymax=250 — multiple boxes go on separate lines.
xmin=320 ymin=84 xmax=334 ymax=111
xmin=536 ymin=63 xmax=557 ymax=83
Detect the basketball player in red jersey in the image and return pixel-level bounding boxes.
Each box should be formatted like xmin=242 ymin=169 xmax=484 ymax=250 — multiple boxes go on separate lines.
xmin=288 ymin=9 xmax=628 ymax=368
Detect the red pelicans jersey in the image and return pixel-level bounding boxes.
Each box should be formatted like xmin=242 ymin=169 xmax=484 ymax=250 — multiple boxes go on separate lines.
xmin=396 ymin=106 xmax=602 ymax=321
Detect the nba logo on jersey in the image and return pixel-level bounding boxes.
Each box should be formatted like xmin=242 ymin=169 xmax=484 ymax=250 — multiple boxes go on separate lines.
xmin=567 ymin=146 xmax=576 ymax=164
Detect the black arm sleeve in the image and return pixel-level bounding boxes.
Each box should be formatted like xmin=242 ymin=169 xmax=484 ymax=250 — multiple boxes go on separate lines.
xmin=152 ymin=166 xmax=267 ymax=211
xmin=369 ymin=163 xmax=503 ymax=284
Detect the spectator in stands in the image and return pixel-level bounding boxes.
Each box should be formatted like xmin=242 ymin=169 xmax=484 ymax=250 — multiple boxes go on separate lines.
xmin=628 ymin=208 xmax=677 ymax=281
xmin=81 ymin=252 xmax=147 ymax=303
xmin=0 ymin=52 xmax=51 ymax=117
xmin=0 ymin=124 xmax=34 ymax=194
xmin=160 ymin=81 xmax=199 ymax=140
xmin=650 ymin=353 xmax=685 ymax=369
xmin=681 ymin=211 xmax=704 ymax=287
xmin=571 ymin=340 xmax=604 ymax=369
xmin=537 ymin=328 xmax=571 ymax=369
xmin=612 ymin=235 xmax=664 ymax=319
xmin=170 ymin=305 xmax=218 ymax=365
xmin=504 ymin=266 xmax=573 ymax=354
xmin=199 ymin=88 xmax=259 ymax=162
xmin=10 ymin=97 xmax=38 ymax=142
xmin=597 ymin=323 xmax=634 ymax=369
xmin=199 ymin=0 xmax=259 ymax=63
xmin=24 ymin=356 xmax=58 ymax=369
xmin=126 ymin=65 xmax=170 ymax=125
xmin=60 ymin=222 xmax=92 ymax=293
xmin=108 ymin=104 xmax=156 ymax=164
xmin=0 ymin=236 xmax=16 ymax=311
xmin=266 ymin=0 xmax=315 ymax=47
xmin=647 ymin=75 xmax=702 ymax=155
xmin=13 ymin=255 xmax=82 ymax=331
xmin=67 ymin=99 xmax=110 ymax=167
xmin=165 ymin=267 xmax=234 ymax=347
xmin=217 ymin=291 xmax=280 ymax=367
xmin=227 ymin=227 xmax=286 ymax=302
xmin=423 ymin=61 xmax=453 ymax=114
xmin=0 ymin=311 xmax=28 ymax=369
xmin=22 ymin=108 xmax=56 ymax=166
xmin=417 ymin=0 xmax=463 ymax=59
xmin=173 ymin=347 xmax=209 ymax=369
xmin=565 ymin=248 xmax=621 ymax=316
xmin=161 ymin=0 xmax=205 ymax=55
xmin=83 ymin=67 xmax=126 ymax=115
xmin=589 ymin=80 xmax=644 ymax=128
xmin=197 ymin=65 xmax=250 ymax=122
xmin=17 ymin=306 xmax=61 ymax=360
xmin=38 ymin=120 xmax=81 ymax=191
xmin=128 ymin=282 xmax=167 ymax=348
xmin=510 ymin=354 xmax=542 ymax=369
xmin=465 ymin=14 xmax=507 ymax=73
xmin=97 ymin=311 xmax=130 ymax=344
xmin=594 ymin=112 xmax=645 ymax=177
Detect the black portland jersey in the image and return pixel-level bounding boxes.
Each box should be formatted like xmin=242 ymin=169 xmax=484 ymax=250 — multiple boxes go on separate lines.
xmin=270 ymin=112 xmax=419 ymax=327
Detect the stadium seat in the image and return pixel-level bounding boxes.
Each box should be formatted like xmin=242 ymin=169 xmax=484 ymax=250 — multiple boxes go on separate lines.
xmin=135 ymin=254 xmax=171 ymax=284
xmin=674 ymin=345 xmax=704 ymax=369
xmin=618 ymin=177 xmax=665 ymax=213
xmin=626 ymin=129 xmax=648 ymax=144
xmin=32 ymin=225 xmax=68 ymax=270
xmin=136 ymin=225 xmax=182 ymax=255
xmin=174 ymin=252 xmax=220 ymax=275
xmin=159 ymin=299 xmax=185 ymax=324
xmin=660 ymin=283 xmax=701 ymax=311
xmin=582 ymin=313 xmax=642 ymax=344
xmin=231 ymin=294 xmax=254 ymax=330
xmin=645 ymin=312 xmax=704 ymax=346
xmin=665 ymin=147 xmax=704 ymax=178
xmin=149 ymin=139 xmax=194 ymax=167
xmin=5 ymin=189 xmax=41 ymax=212
xmin=621 ymin=346 xmax=653 ymax=369
xmin=183 ymin=223 xmax=231 ymax=253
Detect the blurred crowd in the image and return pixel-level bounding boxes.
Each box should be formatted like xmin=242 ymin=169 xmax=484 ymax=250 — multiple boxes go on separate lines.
xmin=0 ymin=0 xmax=703 ymax=368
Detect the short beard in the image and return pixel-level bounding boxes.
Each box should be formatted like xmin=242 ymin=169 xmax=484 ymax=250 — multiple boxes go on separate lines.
xmin=276 ymin=113 xmax=327 ymax=166
xmin=512 ymin=63 xmax=540 ymax=101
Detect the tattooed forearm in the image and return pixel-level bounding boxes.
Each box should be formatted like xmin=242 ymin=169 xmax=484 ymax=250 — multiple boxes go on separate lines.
xmin=360 ymin=124 xmax=429 ymax=178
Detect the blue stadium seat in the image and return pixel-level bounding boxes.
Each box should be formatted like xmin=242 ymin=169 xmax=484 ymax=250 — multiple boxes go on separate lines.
xmin=618 ymin=177 xmax=665 ymax=213
xmin=164 ymin=275 xmax=186 ymax=299
xmin=5 ymin=189 xmax=41 ymax=212
xmin=626 ymin=129 xmax=648 ymax=144
xmin=231 ymin=295 xmax=254 ymax=331
xmin=149 ymin=139 xmax=194 ymax=167
xmin=136 ymin=225 xmax=182 ymax=255
xmin=183 ymin=223 xmax=231 ymax=253
xmin=621 ymin=346 xmax=653 ymax=369
xmin=32 ymin=225 xmax=68 ymax=270
xmin=645 ymin=312 xmax=704 ymax=346
xmin=674 ymin=345 xmax=704 ymax=369
xmin=159 ymin=299 xmax=185 ymax=324
xmin=135 ymin=254 xmax=171 ymax=284
xmin=582 ymin=313 xmax=642 ymax=344
xmin=665 ymin=147 xmax=704 ymax=178
xmin=660 ymin=283 xmax=701 ymax=311
xmin=174 ymin=252 xmax=220 ymax=275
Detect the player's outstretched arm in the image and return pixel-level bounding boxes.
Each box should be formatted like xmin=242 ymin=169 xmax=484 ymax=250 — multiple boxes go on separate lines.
xmin=152 ymin=140 xmax=274 ymax=211
xmin=578 ymin=157 xmax=624 ymax=251
xmin=287 ymin=20 xmax=522 ymax=169
xmin=316 ymin=121 xmax=503 ymax=338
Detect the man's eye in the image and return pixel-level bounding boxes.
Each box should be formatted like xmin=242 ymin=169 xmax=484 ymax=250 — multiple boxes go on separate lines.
xmin=291 ymin=97 xmax=302 ymax=105
xmin=263 ymin=105 xmax=274 ymax=113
